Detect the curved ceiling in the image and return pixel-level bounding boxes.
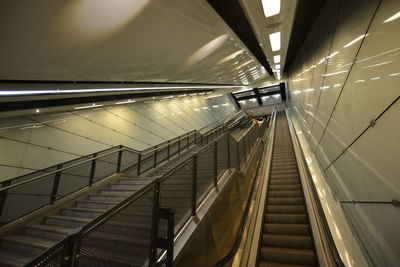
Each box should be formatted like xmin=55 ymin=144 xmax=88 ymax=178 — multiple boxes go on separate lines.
xmin=0 ymin=0 xmax=269 ymax=86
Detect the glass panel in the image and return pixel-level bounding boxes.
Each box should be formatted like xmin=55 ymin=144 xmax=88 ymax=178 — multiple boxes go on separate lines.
xmin=217 ymin=135 xmax=229 ymax=179
xmin=229 ymin=137 xmax=239 ymax=169
xmin=156 ymin=146 xmax=168 ymax=165
xmin=169 ymin=140 xmax=179 ymax=157
xmin=140 ymin=151 xmax=155 ymax=174
xmin=0 ymin=174 xmax=54 ymax=224
xmin=160 ymin=161 xmax=192 ymax=233
xmin=57 ymin=161 xmax=92 ymax=198
xmin=196 ymin=146 xmax=215 ymax=206
xmin=120 ymin=150 xmax=139 ymax=174
xmin=93 ymin=153 xmax=118 ymax=182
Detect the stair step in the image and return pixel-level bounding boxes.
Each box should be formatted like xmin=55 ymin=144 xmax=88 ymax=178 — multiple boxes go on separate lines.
xmin=25 ymin=224 xmax=72 ymax=241
xmin=270 ymin=174 xmax=299 ymax=179
xmin=263 ymin=234 xmax=312 ymax=249
xmin=99 ymin=188 xmax=137 ymax=196
xmin=0 ymin=249 xmax=33 ymax=267
xmin=88 ymin=194 xmax=127 ymax=202
xmin=267 ymin=197 xmax=304 ymax=205
xmin=266 ymin=205 xmax=306 ymax=214
xmin=108 ymin=183 xmax=145 ymax=190
xmin=44 ymin=215 xmax=91 ymax=228
xmin=259 ymin=261 xmax=308 ymax=267
xmin=269 ymin=190 xmax=303 ymax=198
xmin=61 ymin=207 xmax=106 ymax=218
xmin=260 ymin=246 xmax=315 ymax=266
xmin=270 ymin=170 xmax=299 ymax=175
xmin=117 ymin=178 xmax=153 ymax=184
xmin=264 ymin=223 xmax=310 ymax=235
xmin=76 ymin=200 xmax=118 ymax=210
xmin=1 ymin=235 xmax=53 ymax=256
xmin=269 ymin=184 xmax=301 ymax=191
xmin=266 ymin=214 xmax=308 ymax=224
xmin=269 ymin=179 xmax=299 ymax=185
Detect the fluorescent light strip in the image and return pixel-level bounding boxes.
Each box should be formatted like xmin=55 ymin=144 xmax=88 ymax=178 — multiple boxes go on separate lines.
xmin=273 ymin=55 xmax=281 ymax=63
xmin=0 ymin=85 xmax=242 ymax=96
xmin=115 ymin=99 xmax=135 ymax=105
xmin=275 ymin=64 xmax=281 ymax=70
xmin=269 ymin=32 xmax=281 ymax=52
xmin=261 ymin=0 xmax=280 ymax=17
xmin=343 ymin=34 xmax=367 ymax=48
xmin=205 ymin=94 xmax=223 ymax=99
xmin=74 ymin=104 xmax=103 ymax=110
xmin=383 ymin=11 xmax=400 ymax=23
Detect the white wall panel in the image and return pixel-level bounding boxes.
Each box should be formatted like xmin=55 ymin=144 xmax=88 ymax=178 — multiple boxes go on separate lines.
xmin=287 ymin=0 xmax=400 ymax=265
xmin=0 ymin=94 xmax=236 ymax=182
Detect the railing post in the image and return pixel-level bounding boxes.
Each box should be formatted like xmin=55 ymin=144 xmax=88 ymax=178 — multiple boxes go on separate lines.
xmin=50 ymin=164 xmax=62 ymax=204
xmin=192 ymin=156 xmax=197 ymax=216
xmin=214 ymin=141 xmax=218 ymax=187
xmin=227 ymin=135 xmax=231 ymax=169
xmin=194 ymin=133 xmax=197 ymax=145
xmin=187 ymin=134 xmax=190 ymax=150
xmin=178 ymin=137 xmax=181 ymax=155
xmin=167 ymin=141 xmax=170 ymax=160
xmin=166 ymin=209 xmax=175 ymax=267
xmin=137 ymin=154 xmax=142 ymax=176
xmin=0 ymin=180 xmax=11 ymax=218
xmin=154 ymin=146 xmax=158 ymax=168
xmin=243 ymin=136 xmax=247 ymax=161
xmin=89 ymin=153 xmax=97 ymax=186
xmin=149 ymin=180 xmax=161 ymax=264
xmin=237 ymin=141 xmax=240 ymax=170
xmin=117 ymin=145 xmax=123 ymax=173
xmin=62 ymin=229 xmax=82 ymax=267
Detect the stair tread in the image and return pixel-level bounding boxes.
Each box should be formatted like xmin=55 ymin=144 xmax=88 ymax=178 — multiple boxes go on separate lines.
xmin=26 ymin=224 xmax=74 ymax=234
xmin=261 ymin=246 xmax=314 ymax=256
xmin=259 ymin=260 xmax=310 ymax=267
xmin=0 ymin=248 xmax=33 ymax=267
xmin=62 ymin=207 xmax=107 ymax=212
xmin=45 ymin=215 xmax=92 ymax=223
xmin=2 ymin=235 xmax=55 ymax=249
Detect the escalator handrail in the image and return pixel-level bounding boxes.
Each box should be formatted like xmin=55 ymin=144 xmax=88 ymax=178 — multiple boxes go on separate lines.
xmin=212 ymin=111 xmax=276 ymax=267
xmin=285 ymin=110 xmax=345 ymax=267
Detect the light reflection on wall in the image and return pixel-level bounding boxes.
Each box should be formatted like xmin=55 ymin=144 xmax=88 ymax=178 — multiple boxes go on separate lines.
xmin=184 ymin=34 xmax=228 ymax=66
xmin=56 ymin=0 xmax=150 ymax=43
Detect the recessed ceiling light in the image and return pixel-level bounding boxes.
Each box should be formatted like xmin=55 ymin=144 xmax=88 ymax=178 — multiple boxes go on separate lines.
xmin=269 ymin=32 xmax=281 ymax=52
xmin=273 ymin=55 xmax=281 ymax=63
xmin=261 ymin=0 xmax=281 ymax=17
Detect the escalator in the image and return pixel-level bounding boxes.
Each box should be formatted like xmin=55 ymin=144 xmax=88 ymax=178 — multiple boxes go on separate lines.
xmin=258 ymin=112 xmax=318 ymax=266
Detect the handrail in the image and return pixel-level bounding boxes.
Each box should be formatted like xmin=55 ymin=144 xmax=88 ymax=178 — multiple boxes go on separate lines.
xmin=22 ymin=110 xmax=262 ymax=267
xmin=213 ymin=111 xmax=275 ymax=267
xmin=0 ymin=121 xmax=230 ymax=191
xmin=285 ymin=109 xmax=345 ymax=267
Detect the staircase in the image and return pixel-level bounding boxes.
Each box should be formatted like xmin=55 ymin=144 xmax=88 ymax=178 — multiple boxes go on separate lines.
xmin=258 ymin=112 xmax=317 ymax=267
xmin=0 ymin=141 xmax=206 ymax=266
xmin=0 ymin=125 xmax=236 ymax=266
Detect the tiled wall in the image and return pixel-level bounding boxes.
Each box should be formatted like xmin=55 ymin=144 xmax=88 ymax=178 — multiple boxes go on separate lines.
xmin=0 ymin=94 xmax=236 ymax=182
xmin=287 ymin=0 xmax=400 ymax=266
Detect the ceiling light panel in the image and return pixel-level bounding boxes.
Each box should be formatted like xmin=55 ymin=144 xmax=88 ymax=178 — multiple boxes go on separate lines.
xmin=273 ymin=55 xmax=281 ymax=63
xmin=261 ymin=0 xmax=281 ymax=17
xmin=269 ymin=32 xmax=281 ymax=52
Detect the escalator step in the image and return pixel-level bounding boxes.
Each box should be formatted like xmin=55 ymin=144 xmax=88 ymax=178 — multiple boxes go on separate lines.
xmin=262 ymin=234 xmax=312 ymax=249
xmin=267 ymin=197 xmax=304 ymax=205
xmin=268 ymin=191 xmax=303 ymax=198
xmin=266 ymin=205 xmax=306 ymax=214
xmin=269 ymin=179 xmax=299 ymax=185
xmin=258 ymin=261 xmax=308 ymax=267
xmin=264 ymin=223 xmax=310 ymax=235
xmin=260 ymin=247 xmax=315 ymax=266
xmin=265 ymin=214 xmax=308 ymax=224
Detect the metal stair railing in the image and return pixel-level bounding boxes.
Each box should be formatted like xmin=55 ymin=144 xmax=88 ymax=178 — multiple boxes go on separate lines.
xmin=22 ymin=114 xmax=268 ymax=267
xmin=0 ymin=115 xmax=249 ymax=226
